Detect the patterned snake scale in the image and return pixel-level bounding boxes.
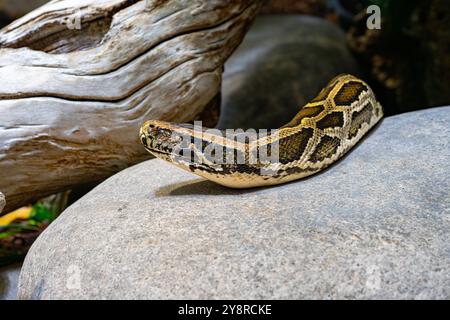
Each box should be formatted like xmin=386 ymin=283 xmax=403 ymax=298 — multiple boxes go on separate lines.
xmin=140 ymin=74 xmax=383 ymax=188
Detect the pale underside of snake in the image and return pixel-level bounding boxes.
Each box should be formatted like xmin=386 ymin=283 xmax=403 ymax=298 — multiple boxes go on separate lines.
xmin=140 ymin=74 xmax=383 ymax=188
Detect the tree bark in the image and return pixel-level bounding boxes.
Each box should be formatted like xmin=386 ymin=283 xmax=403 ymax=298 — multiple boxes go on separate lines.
xmin=0 ymin=0 xmax=261 ymax=213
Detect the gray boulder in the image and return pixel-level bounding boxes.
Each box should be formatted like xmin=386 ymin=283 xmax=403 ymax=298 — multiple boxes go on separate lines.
xmin=18 ymin=107 xmax=450 ymax=299
xmin=218 ymin=15 xmax=361 ymax=130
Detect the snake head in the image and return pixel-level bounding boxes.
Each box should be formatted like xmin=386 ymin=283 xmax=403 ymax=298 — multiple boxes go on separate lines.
xmin=140 ymin=120 xmax=177 ymax=154
xmin=140 ymin=120 xmax=182 ymax=157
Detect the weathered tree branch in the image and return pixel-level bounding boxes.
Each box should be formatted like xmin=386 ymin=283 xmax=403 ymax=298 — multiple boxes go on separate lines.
xmin=0 ymin=0 xmax=261 ymax=212
xmin=0 ymin=191 xmax=5 ymax=213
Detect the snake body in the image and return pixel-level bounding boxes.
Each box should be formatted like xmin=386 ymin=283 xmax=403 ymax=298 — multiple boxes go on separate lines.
xmin=140 ymin=74 xmax=383 ymax=188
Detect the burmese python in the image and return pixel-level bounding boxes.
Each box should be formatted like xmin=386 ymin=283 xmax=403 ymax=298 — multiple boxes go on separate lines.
xmin=140 ymin=74 xmax=383 ymax=188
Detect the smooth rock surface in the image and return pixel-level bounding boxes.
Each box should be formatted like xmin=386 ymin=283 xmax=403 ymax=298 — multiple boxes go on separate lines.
xmin=218 ymin=15 xmax=361 ymax=129
xmin=0 ymin=264 xmax=21 ymax=300
xmin=18 ymin=107 xmax=450 ymax=299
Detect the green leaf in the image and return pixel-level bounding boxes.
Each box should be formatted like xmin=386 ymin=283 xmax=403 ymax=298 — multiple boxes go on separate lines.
xmin=30 ymin=203 xmax=54 ymax=222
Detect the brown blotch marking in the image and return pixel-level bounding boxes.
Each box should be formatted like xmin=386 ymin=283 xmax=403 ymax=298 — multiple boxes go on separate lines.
xmin=272 ymin=166 xmax=320 ymax=179
xmin=334 ymin=81 xmax=368 ymax=106
xmin=310 ymin=75 xmax=342 ymax=103
xmin=277 ymin=127 xmax=315 ymax=164
xmin=309 ymin=135 xmax=341 ymax=163
xmin=374 ymin=102 xmax=382 ymax=118
xmin=316 ymin=111 xmax=345 ymax=130
xmin=348 ymin=102 xmax=374 ymax=139
xmin=283 ymin=105 xmax=325 ymax=128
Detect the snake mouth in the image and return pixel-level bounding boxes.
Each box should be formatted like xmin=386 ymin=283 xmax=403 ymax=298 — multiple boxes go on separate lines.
xmin=145 ymin=141 xmax=199 ymax=166
xmin=141 ymin=141 xmax=173 ymax=157
xmin=148 ymin=148 xmax=171 ymax=157
xmin=143 ymin=142 xmax=186 ymax=162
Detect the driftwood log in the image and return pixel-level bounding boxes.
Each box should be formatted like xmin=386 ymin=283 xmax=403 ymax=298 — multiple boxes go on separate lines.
xmin=0 ymin=0 xmax=261 ymax=213
xmin=0 ymin=191 xmax=4 ymax=213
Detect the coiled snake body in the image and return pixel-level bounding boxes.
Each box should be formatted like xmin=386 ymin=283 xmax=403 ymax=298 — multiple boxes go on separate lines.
xmin=140 ymin=75 xmax=383 ymax=188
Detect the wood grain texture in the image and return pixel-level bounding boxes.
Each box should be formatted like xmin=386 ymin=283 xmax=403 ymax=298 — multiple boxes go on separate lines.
xmin=0 ymin=0 xmax=261 ymax=212
xmin=0 ymin=191 xmax=4 ymax=213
